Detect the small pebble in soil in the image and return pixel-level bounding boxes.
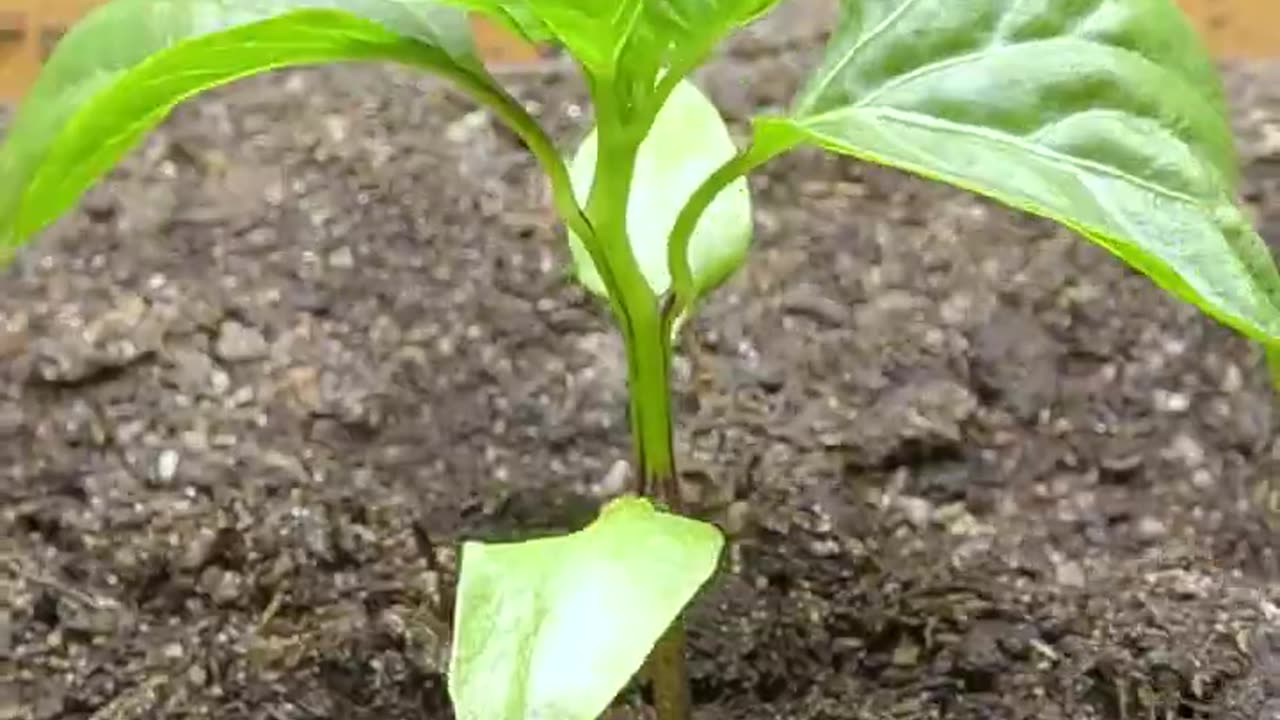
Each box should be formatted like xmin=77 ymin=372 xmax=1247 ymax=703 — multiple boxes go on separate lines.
xmin=892 ymin=638 xmax=921 ymax=667
xmin=592 ymin=459 xmax=630 ymax=498
xmin=1055 ymin=560 xmax=1086 ymax=588
xmin=808 ymin=538 xmax=842 ymax=558
xmin=214 ymin=320 xmax=268 ymax=362
xmin=199 ymin=567 xmax=245 ymax=606
xmin=1164 ymin=433 xmax=1206 ymax=467
xmin=896 ymin=494 xmax=934 ymax=529
xmin=328 ymin=246 xmax=355 ymax=269
xmin=181 ymin=528 xmax=219 ymax=571
xmin=724 ymin=500 xmax=752 ymax=536
xmin=1135 ymin=516 xmax=1169 ymax=541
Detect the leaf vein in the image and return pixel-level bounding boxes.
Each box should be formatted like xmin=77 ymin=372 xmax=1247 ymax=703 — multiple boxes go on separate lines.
xmin=799 ymin=0 xmax=925 ymax=109
xmin=800 ymin=105 xmax=1202 ymax=207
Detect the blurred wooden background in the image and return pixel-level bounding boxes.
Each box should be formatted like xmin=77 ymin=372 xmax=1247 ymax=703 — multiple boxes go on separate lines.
xmin=0 ymin=0 xmax=1276 ymax=102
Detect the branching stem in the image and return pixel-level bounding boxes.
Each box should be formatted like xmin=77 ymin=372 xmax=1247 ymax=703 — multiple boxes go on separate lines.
xmin=663 ymin=137 xmax=793 ymax=336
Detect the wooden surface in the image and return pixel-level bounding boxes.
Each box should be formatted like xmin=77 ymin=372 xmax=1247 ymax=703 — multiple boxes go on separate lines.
xmin=1178 ymin=0 xmax=1279 ymax=59
xmin=0 ymin=0 xmax=99 ymax=101
xmin=0 ymin=1 xmax=1276 ymax=102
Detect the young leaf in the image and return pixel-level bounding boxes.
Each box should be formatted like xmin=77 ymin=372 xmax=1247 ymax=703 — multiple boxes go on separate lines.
xmin=448 ymin=495 xmax=724 ymax=720
xmin=623 ymin=0 xmax=781 ymax=93
xmin=446 ymin=0 xmax=635 ymax=76
xmin=567 ymin=79 xmax=752 ymax=299
xmin=0 ymin=0 xmax=524 ymax=250
xmin=460 ymin=0 xmax=778 ymax=116
xmin=753 ymin=0 xmax=1280 ymax=344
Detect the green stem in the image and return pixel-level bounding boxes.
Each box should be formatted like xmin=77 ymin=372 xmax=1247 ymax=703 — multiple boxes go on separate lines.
xmin=662 ymin=151 xmax=753 ymax=331
xmin=628 ymin=299 xmax=679 ymax=508
xmin=581 ymin=92 xmax=690 ymax=720
xmin=465 ymin=78 xmax=629 ymax=323
xmin=628 ymin=302 xmax=688 ymax=720
xmin=583 ymin=96 xmax=683 ymax=504
xmin=663 ymin=138 xmax=794 ymax=335
xmin=649 ymin=623 xmax=692 ymax=720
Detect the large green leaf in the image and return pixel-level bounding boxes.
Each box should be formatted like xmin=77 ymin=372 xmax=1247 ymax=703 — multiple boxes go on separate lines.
xmin=568 ymin=79 xmax=752 ymax=299
xmin=448 ymin=495 xmax=724 ymax=720
xmin=753 ymin=0 xmax=1280 ymax=344
xmin=0 ymin=0 xmax=513 ymax=250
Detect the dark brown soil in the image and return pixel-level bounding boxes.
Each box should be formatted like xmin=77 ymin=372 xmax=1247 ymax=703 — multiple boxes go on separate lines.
xmin=2 ymin=40 xmax=1280 ymax=720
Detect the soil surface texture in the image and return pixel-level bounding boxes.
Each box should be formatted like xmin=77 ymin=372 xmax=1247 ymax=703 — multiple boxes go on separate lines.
xmin=3 ymin=40 xmax=1280 ymax=720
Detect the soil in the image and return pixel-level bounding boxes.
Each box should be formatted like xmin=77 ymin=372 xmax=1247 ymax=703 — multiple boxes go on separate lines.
xmin=2 ymin=36 xmax=1280 ymax=720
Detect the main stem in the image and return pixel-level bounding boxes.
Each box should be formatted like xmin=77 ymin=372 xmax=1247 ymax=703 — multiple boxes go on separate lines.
xmin=582 ymin=104 xmax=691 ymax=720
xmin=627 ymin=307 xmax=690 ymax=720
xmin=629 ymin=309 xmax=679 ymax=507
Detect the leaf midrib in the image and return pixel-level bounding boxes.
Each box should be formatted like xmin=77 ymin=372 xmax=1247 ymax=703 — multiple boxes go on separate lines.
xmin=789 ymin=31 xmax=1228 ymax=204
xmin=795 ymin=104 xmax=1201 ymax=210
xmin=795 ymin=19 xmax=1224 ymax=183
xmin=805 ymin=34 xmax=1208 ymax=130
xmin=796 ymin=0 xmax=923 ymax=112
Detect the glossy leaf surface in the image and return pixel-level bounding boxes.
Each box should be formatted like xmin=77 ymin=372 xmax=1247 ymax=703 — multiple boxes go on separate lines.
xmin=757 ymin=0 xmax=1280 ymax=343
xmin=448 ymin=495 xmax=724 ymax=720
xmin=568 ymin=79 xmax=752 ymax=298
xmin=0 ymin=0 xmax=503 ymax=250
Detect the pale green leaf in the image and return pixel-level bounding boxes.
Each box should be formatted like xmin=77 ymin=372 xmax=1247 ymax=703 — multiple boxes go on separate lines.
xmin=0 ymin=0 xmax=510 ymax=250
xmin=448 ymin=495 xmax=724 ymax=720
xmin=757 ymin=0 xmax=1280 ymax=344
xmin=568 ymin=79 xmax=752 ymax=298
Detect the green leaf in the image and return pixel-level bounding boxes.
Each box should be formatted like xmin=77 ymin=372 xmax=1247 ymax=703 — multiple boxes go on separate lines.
xmin=0 ymin=0 xmax=512 ymax=250
xmin=621 ymin=0 xmax=781 ymax=89
xmin=448 ymin=495 xmax=724 ymax=720
xmin=568 ymin=79 xmax=752 ymax=299
xmin=638 ymin=0 xmax=780 ymax=64
xmin=447 ymin=0 xmax=636 ymax=75
xmin=757 ymin=0 xmax=1280 ymax=344
xmin=461 ymin=0 xmax=778 ymax=113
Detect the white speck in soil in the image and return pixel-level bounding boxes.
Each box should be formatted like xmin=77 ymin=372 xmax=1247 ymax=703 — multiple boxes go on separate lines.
xmin=1152 ymin=388 xmax=1191 ymax=413
xmin=155 ymin=449 xmax=180 ymax=483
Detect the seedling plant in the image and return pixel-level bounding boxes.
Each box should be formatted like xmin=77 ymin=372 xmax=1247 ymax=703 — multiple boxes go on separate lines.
xmin=2 ymin=1 xmax=1277 ymax=718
